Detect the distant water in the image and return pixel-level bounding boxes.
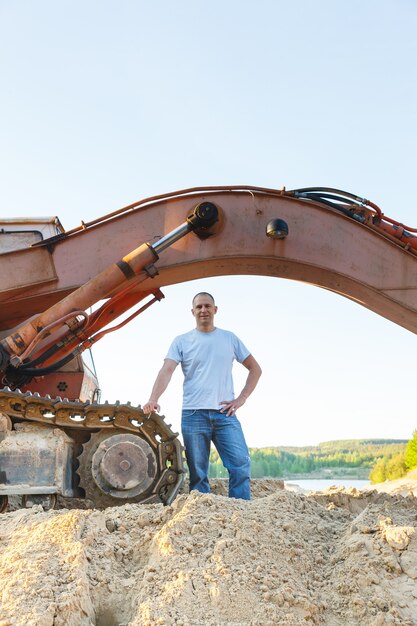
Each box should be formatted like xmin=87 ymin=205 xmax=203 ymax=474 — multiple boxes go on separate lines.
xmin=285 ymin=478 xmax=370 ymax=492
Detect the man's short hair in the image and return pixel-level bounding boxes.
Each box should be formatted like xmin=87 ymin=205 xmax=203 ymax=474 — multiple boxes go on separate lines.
xmin=192 ymin=292 xmax=215 ymax=306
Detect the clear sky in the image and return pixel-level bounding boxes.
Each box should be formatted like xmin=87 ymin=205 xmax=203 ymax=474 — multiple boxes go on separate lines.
xmin=1 ymin=1 xmax=416 ymax=447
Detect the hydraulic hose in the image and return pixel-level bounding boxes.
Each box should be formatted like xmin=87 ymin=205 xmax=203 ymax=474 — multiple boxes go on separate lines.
xmin=18 ymin=340 xmax=69 ymax=369
xmin=290 ymin=187 xmax=370 ymax=204
xmin=289 ymin=187 xmax=381 ymax=221
xmin=291 ymin=191 xmax=366 ymax=221
xmin=13 ymin=351 xmax=77 ymax=377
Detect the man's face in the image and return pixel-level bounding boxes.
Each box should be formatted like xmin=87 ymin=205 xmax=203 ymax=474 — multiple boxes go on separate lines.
xmin=191 ymin=295 xmax=217 ymax=329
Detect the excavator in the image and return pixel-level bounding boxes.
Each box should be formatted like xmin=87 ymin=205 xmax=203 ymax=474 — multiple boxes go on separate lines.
xmin=1 ymin=185 xmax=417 ymax=512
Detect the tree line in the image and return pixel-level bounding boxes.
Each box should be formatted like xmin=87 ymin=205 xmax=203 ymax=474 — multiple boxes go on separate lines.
xmin=368 ymin=430 xmax=417 ymax=483
xmin=207 ymin=438 xmax=410 ymax=480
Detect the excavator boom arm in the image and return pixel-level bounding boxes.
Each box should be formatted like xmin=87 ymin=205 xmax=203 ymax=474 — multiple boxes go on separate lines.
xmin=1 ymin=186 xmax=416 ymax=337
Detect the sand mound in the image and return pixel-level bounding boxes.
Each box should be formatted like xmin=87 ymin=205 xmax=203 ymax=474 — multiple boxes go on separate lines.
xmin=1 ymin=481 xmax=417 ymax=626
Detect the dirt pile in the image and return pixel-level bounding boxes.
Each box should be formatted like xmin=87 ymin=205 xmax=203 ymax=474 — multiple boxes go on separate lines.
xmin=1 ymin=481 xmax=417 ymax=626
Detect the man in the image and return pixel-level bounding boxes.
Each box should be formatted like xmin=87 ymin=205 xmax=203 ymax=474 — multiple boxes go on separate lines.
xmin=143 ymin=292 xmax=262 ymax=500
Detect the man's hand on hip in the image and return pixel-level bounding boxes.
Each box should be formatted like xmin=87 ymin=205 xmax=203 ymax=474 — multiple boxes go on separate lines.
xmin=219 ymin=396 xmax=246 ymax=416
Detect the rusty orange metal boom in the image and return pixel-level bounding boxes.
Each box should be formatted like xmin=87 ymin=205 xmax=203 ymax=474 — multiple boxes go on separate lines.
xmin=2 ymin=185 xmax=417 ymax=337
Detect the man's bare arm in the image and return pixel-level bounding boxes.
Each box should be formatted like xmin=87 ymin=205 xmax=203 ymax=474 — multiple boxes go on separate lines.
xmin=143 ymin=359 xmax=178 ymax=414
xmin=220 ymin=354 xmax=262 ymax=416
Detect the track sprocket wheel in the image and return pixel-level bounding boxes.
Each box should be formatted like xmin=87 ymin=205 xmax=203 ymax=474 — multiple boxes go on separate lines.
xmin=77 ymin=430 xmax=165 ymax=508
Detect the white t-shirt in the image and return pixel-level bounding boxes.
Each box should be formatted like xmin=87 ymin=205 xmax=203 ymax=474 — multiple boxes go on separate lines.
xmin=166 ymin=327 xmax=250 ymax=410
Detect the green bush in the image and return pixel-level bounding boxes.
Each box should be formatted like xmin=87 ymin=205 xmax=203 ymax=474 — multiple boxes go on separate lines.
xmin=369 ymin=458 xmax=387 ymax=484
xmin=405 ymin=430 xmax=417 ymax=470
xmin=386 ymin=453 xmax=407 ymax=480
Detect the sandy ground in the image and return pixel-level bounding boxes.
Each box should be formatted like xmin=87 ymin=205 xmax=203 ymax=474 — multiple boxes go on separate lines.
xmin=1 ymin=477 xmax=417 ymax=626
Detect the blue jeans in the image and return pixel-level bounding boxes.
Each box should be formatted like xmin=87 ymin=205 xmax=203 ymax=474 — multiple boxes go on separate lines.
xmin=181 ymin=409 xmax=251 ymax=500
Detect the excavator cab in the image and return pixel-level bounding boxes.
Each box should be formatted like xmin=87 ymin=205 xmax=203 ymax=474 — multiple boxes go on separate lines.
xmin=0 ymin=217 xmax=100 ymax=402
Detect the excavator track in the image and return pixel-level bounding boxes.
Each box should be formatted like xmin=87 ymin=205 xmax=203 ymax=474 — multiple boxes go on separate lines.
xmin=0 ymin=387 xmax=185 ymax=508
